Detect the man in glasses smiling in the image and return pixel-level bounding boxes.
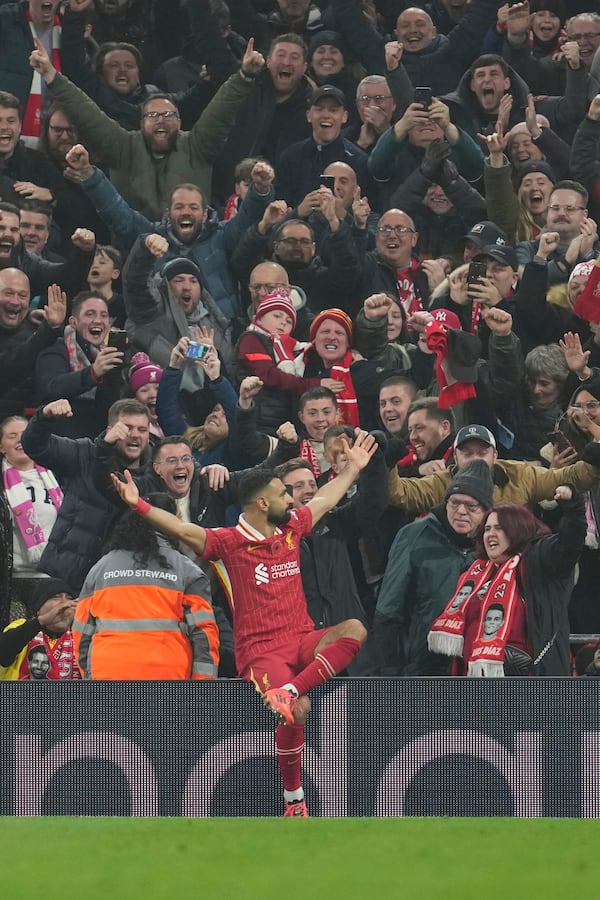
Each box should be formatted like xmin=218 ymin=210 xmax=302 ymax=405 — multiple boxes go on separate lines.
xmin=29 ymin=35 xmax=267 ymax=220
xmin=357 ymin=208 xmax=430 ymax=313
xmin=375 ymin=458 xmax=493 ymax=675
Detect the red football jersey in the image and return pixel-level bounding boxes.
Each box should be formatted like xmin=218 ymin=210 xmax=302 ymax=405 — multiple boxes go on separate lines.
xmin=202 ymin=506 xmax=314 ymax=671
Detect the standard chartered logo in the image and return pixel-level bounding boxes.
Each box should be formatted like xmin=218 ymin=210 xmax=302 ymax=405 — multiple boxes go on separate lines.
xmin=254 ymin=563 xmax=269 ymax=585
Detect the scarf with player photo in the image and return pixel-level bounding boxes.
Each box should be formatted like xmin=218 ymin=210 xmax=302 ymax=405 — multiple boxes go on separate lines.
xmin=23 ymin=12 xmax=61 ymax=143
xmin=17 ymin=630 xmax=79 ymax=681
xmin=428 ymin=554 xmax=522 ymax=677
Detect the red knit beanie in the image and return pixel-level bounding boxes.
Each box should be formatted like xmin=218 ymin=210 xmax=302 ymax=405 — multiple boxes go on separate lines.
xmin=253 ymin=291 xmax=297 ymax=330
xmin=309 ymin=308 xmax=353 ymax=344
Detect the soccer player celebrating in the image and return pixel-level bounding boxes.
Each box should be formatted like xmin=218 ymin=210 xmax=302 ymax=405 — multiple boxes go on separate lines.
xmin=111 ymin=431 xmax=376 ymax=818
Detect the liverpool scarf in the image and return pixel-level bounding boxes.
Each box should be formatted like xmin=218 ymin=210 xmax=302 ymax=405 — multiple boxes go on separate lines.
xmin=23 ymin=12 xmax=61 ymax=144
xmin=2 ymin=458 xmax=63 ymax=562
xmin=427 ymin=554 xmax=522 ymax=677
xmin=299 ymin=347 xmax=360 ymax=427
xmin=17 ymin=628 xmax=79 ymax=681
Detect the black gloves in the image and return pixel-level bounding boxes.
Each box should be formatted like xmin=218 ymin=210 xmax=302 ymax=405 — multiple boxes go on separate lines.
xmin=420 ymin=139 xmax=451 ymax=182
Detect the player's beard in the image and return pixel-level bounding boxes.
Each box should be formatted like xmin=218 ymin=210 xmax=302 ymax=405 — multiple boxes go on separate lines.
xmin=267 ymin=508 xmax=291 ymax=526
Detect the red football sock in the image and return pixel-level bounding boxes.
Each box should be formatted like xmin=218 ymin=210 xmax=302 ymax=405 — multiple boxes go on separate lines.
xmin=291 ymin=637 xmax=362 ymax=697
xmin=275 ymin=723 xmax=304 ymax=792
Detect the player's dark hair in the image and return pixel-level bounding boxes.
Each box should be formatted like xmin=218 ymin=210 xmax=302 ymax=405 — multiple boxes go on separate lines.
xmin=104 ymin=492 xmax=179 ymax=565
xmin=238 ymin=467 xmax=276 ymax=508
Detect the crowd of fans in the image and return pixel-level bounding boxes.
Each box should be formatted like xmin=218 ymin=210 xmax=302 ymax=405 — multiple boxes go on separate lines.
xmin=1 ymin=0 xmax=600 ymax=682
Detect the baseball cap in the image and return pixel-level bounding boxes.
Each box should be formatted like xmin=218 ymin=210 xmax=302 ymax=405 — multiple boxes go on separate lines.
xmin=465 ymin=221 xmax=507 ymax=249
xmin=308 ymin=85 xmax=347 ymax=108
xmin=431 ymin=308 xmax=462 ymax=331
xmin=474 ymin=244 xmax=518 ymax=271
xmin=454 ymin=424 xmax=497 ymax=450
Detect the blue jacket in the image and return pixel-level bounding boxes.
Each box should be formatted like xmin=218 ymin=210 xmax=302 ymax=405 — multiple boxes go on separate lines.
xmin=79 ymin=167 xmax=274 ymax=321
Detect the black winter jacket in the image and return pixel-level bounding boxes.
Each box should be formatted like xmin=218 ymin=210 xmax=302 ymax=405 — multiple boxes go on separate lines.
xmin=20 ymin=410 xmax=120 ymax=591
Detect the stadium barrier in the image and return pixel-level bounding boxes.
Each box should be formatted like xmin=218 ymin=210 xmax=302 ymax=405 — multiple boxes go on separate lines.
xmin=1 ymin=678 xmax=599 ymax=817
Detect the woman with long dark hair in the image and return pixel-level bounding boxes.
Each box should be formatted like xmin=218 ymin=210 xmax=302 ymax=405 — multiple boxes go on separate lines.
xmin=428 ymin=486 xmax=586 ymax=676
xmin=73 ymin=492 xmax=219 ymax=680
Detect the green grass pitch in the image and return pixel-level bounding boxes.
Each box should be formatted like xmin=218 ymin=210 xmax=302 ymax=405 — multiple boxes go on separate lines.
xmin=2 ymin=817 xmax=600 ymax=898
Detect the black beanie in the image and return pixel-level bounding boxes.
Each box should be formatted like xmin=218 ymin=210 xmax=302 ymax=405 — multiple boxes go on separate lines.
xmin=161 ymin=257 xmax=202 ymax=282
xmin=31 ymin=578 xmax=75 ymax=614
xmin=445 ymin=459 xmax=494 ymax=509
xmin=308 ymin=30 xmax=348 ymax=61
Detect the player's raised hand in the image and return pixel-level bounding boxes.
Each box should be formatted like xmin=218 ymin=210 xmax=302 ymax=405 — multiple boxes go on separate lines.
xmin=111 ymin=469 xmax=140 ymax=507
xmin=344 ymin=429 xmax=377 ymax=472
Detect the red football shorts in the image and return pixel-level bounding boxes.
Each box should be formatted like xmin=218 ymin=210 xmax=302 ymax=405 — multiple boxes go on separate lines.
xmin=242 ymin=628 xmax=332 ymax=695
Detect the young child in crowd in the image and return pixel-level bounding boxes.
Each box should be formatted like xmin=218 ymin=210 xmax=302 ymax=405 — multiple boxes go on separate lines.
xmin=87 ymin=245 xmax=125 ymax=327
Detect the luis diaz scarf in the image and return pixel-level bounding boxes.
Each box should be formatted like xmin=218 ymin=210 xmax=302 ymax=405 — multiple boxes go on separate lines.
xmin=23 ymin=11 xmax=61 ymax=144
xmin=427 ymin=554 xmax=521 ymax=677
xmin=2 ymin=458 xmax=63 ymax=561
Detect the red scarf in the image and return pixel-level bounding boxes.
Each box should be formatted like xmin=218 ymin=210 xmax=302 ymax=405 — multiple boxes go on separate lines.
xmin=396 ymin=258 xmax=422 ymax=315
xmin=18 ymin=628 xmax=80 ymax=681
xmin=425 ymin=321 xmax=477 ymax=409
xmin=301 ymin=347 xmax=360 ymax=427
xmin=23 ymin=11 xmax=61 ymax=143
xmin=428 ymin=555 xmax=521 ymax=677
xmin=573 ymin=254 xmax=600 ymax=324
xmin=299 ymin=437 xmax=322 ymax=478
xmin=223 ymin=194 xmax=240 ymax=220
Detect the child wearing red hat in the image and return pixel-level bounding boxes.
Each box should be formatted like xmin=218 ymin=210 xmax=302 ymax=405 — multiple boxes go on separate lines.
xmin=235 ymin=292 xmax=322 ymax=434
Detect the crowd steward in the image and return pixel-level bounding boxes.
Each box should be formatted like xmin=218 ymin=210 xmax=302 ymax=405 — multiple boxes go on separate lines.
xmin=2 ymin=0 xmax=600 ymax=813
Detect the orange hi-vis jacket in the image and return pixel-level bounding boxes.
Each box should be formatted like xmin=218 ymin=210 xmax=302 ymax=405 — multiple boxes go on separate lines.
xmin=73 ymin=539 xmax=219 ymax=680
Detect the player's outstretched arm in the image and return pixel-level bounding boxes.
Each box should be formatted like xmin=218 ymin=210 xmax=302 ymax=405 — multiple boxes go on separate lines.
xmin=306 ymin=431 xmax=376 ymax=527
xmin=110 ymin=470 xmax=207 ymax=554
